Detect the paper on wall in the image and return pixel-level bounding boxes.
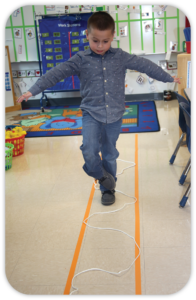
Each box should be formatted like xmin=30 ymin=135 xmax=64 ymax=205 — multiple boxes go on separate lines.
xmin=154 ymin=31 xmax=166 ymax=35
xmin=18 ymin=81 xmax=27 ymax=94
xmin=12 ymin=71 xmax=18 ymax=78
xmin=120 ymin=26 xmax=127 ymax=37
xmin=18 ymin=71 xmax=26 ymax=78
xmin=125 ymin=85 xmax=133 ymax=94
xmin=13 ymin=11 xmax=18 ymax=17
xmin=170 ymin=41 xmax=178 ymax=52
xmin=118 ymin=5 xmax=128 ymax=10
xmin=158 ymin=5 xmax=167 ymax=14
xmin=56 ymin=5 xmax=66 ymax=13
xmin=26 ymin=29 xmax=35 ymax=40
xmin=46 ymin=6 xmax=55 ymax=12
xmin=35 ymin=70 xmax=41 ymax=77
xmin=69 ymin=5 xmax=80 ymax=12
xmin=14 ymin=29 xmax=22 ymax=39
xmin=127 ymin=7 xmax=140 ymax=13
xmin=18 ymin=45 xmax=22 ymax=54
xmin=127 ymin=87 xmax=133 ymax=94
xmin=136 ymin=74 xmax=145 ymax=84
xmin=13 ymin=9 xmax=20 ymax=17
xmin=155 ymin=19 xmax=163 ymax=30
xmin=148 ymin=77 xmax=154 ymax=84
xmin=165 ymin=51 xmax=171 ymax=61
xmin=142 ymin=12 xmax=150 ymax=17
xmin=27 ymin=70 xmax=36 ymax=77
xmin=152 ymin=5 xmax=167 ymax=15
xmin=144 ymin=22 xmax=152 ymax=32
xmin=80 ymin=5 xmax=94 ymax=12
xmin=65 ymin=6 xmax=69 ymax=13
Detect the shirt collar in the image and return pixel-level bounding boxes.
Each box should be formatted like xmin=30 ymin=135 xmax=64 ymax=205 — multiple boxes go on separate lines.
xmin=84 ymin=47 xmax=115 ymax=56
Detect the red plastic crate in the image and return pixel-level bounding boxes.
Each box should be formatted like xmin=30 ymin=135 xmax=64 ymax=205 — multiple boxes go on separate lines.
xmin=5 ymin=134 xmax=26 ymax=157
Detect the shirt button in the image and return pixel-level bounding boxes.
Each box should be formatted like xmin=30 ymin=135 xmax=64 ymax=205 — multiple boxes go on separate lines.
xmin=106 ymin=92 xmax=108 ymax=95
xmin=105 ymin=80 xmax=107 ymax=82
xmin=103 ymin=68 xmax=106 ymax=70
xmin=106 ymin=105 xmax=108 ymax=107
xmin=102 ymin=57 xmax=104 ymax=59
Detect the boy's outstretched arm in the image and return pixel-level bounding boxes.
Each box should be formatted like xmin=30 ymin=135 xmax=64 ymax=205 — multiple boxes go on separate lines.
xmin=17 ymin=54 xmax=82 ymax=103
xmin=123 ymin=51 xmax=181 ymax=84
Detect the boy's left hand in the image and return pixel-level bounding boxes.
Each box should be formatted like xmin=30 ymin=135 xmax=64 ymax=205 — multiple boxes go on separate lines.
xmin=172 ymin=76 xmax=181 ymax=84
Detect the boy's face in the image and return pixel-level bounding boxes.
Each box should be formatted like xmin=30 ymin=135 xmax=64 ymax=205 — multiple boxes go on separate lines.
xmin=86 ymin=28 xmax=114 ymax=56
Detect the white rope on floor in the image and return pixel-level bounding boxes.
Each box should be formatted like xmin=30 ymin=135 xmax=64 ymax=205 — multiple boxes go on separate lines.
xmin=70 ymin=159 xmax=140 ymax=295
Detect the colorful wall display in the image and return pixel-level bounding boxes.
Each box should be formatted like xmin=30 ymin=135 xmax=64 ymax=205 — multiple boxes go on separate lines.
xmin=39 ymin=13 xmax=92 ymax=91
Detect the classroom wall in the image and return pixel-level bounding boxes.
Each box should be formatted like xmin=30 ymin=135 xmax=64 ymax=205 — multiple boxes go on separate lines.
xmin=5 ymin=5 xmax=186 ymax=101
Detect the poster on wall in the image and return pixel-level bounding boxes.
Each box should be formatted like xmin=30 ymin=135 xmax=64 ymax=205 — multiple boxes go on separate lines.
xmin=170 ymin=41 xmax=178 ymax=51
xmin=144 ymin=21 xmax=152 ymax=32
xmin=155 ymin=19 xmax=163 ymax=30
xmin=120 ymin=26 xmax=127 ymax=37
xmin=65 ymin=6 xmax=69 ymax=13
xmin=14 ymin=29 xmax=22 ymax=39
xmin=26 ymin=28 xmax=35 ymax=40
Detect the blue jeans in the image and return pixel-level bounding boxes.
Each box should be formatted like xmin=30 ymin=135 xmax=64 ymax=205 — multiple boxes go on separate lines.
xmin=80 ymin=110 xmax=122 ymax=192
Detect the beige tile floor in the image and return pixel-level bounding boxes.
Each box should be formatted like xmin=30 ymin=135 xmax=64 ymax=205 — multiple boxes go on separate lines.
xmin=5 ymin=100 xmax=191 ymax=295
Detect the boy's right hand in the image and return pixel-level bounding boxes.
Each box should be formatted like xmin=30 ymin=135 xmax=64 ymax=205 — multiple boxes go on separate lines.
xmin=17 ymin=91 xmax=33 ymax=103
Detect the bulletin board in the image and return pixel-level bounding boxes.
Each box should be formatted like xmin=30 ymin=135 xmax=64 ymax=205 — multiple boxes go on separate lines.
xmin=38 ymin=13 xmax=92 ymax=91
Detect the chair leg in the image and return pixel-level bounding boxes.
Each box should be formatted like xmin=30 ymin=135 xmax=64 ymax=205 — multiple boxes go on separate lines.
xmin=179 ymin=157 xmax=191 ymax=185
xmin=169 ymin=133 xmax=186 ymax=164
xmin=179 ymin=183 xmax=191 ymax=208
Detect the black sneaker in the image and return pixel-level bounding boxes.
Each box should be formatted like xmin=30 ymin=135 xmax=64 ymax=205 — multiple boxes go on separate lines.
xmin=98 ymin=169 xmax=116 ymax=191
xmin=101 ymin=190 xmax=115 ymax=205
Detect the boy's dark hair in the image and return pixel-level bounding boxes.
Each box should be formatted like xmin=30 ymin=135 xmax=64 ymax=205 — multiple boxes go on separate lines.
xmin=87 ymin=12 xmax=115 ymax=33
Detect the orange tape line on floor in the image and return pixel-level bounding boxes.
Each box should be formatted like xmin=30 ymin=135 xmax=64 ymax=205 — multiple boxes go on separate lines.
xmin=63 ymin=182 xmax=95 ymax=295
xmin=135 ymin=134 xmax=141 ymax=295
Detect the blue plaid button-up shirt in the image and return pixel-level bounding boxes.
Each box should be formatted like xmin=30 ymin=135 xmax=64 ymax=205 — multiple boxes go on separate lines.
xmin=29 ymin=47 xmax=174 ymax=123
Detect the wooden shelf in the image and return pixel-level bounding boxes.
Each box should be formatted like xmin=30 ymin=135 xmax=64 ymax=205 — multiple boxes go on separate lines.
xmin=177 ymin=53 xmax=191 ymax=141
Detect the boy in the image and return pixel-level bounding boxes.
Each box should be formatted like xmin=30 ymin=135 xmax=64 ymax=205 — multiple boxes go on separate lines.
xmin=17 ymin=12 xmax=180 ymax=205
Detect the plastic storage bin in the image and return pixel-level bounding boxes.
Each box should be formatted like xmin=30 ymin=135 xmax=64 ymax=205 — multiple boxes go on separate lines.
xmin=5 ymin=143 xmax=14 ymax=170
xmin=5 ymin=125 xmax=26 ymax=157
